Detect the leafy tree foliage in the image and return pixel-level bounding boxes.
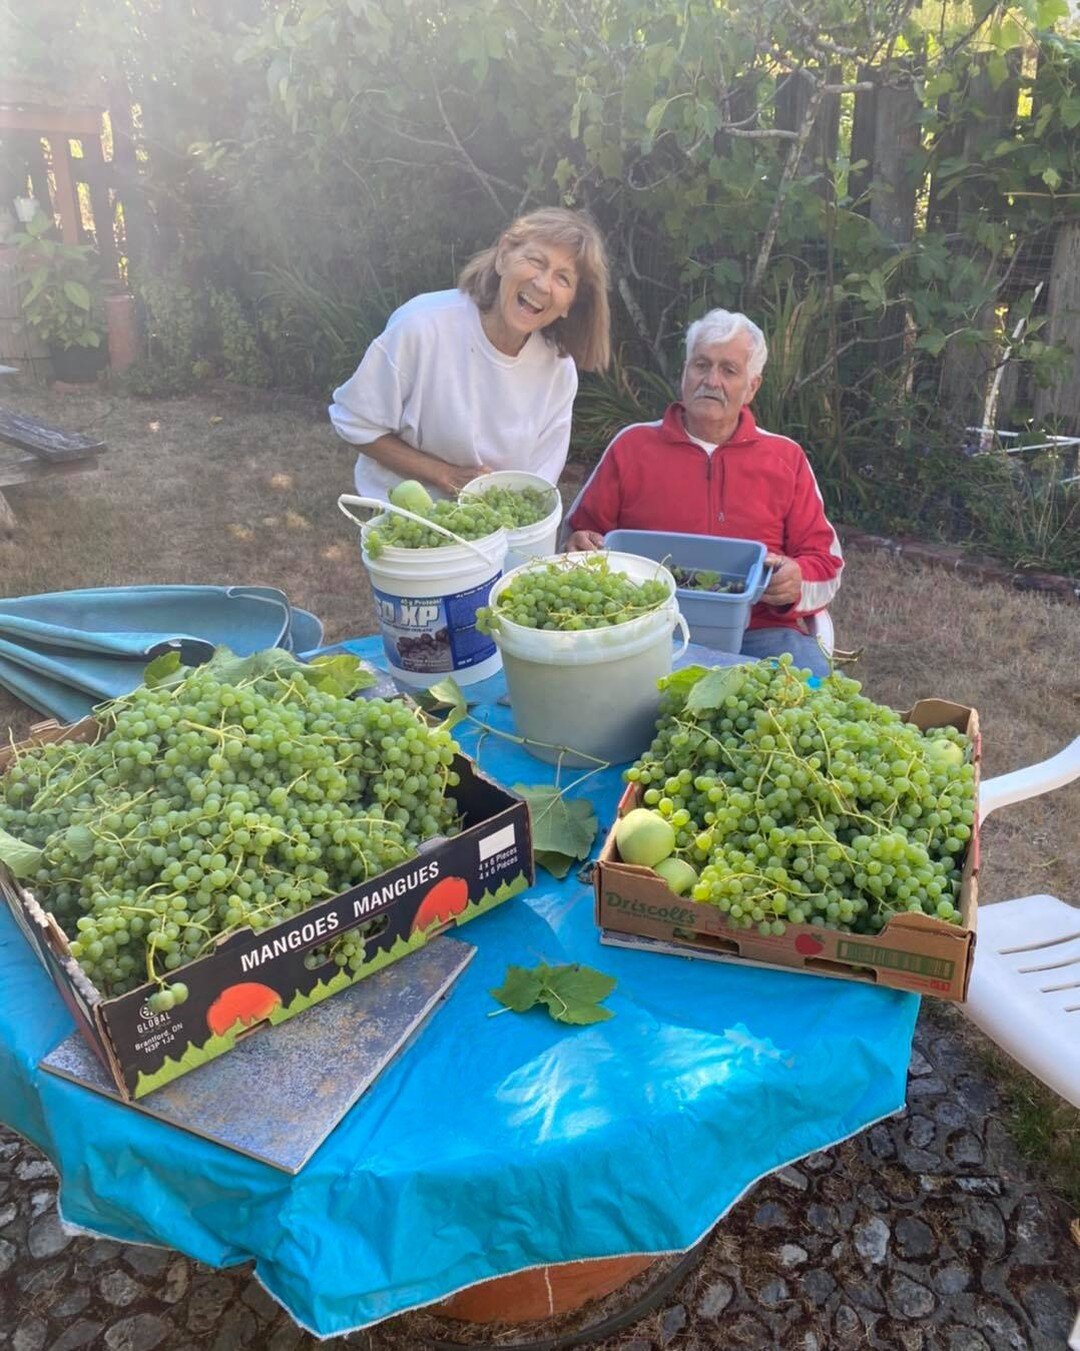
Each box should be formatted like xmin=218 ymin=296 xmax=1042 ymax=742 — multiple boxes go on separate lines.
xmin=4 ymin=0 xmax=1079 ymax=570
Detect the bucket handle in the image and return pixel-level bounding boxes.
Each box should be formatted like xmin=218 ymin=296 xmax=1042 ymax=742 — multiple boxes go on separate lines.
xmin=673 ymin=610 xmax=690 ymax=659
xmin=748 ymin=563 xmax=774 ymax=606
xmin=337 ymin=494 xmax=499 ymax=565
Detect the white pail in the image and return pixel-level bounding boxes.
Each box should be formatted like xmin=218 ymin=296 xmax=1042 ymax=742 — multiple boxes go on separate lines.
xmin=338 ymin=495 xmax=508 ymax=689
xmin=459 ymin=470 xmax=562 ymax=570
xmin=487 ymin=551 xmax=689 ymax=765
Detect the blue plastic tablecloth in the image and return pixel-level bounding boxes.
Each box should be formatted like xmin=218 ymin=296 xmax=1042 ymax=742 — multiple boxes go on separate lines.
xmin=0 ymin=637 xmax=919 ymax=1337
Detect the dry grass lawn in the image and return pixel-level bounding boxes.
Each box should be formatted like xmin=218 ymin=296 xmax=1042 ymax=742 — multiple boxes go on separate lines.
xmin=1 ymin=378 xmax=1077 ymax=908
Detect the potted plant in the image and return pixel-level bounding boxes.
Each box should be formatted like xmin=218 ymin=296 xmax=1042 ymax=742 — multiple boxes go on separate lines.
xmin=15 ymin=212 xmax=106 ymax=382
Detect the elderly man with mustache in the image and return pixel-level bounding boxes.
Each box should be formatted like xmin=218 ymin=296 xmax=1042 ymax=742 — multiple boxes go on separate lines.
xmin=564 ymin=308 xmax=843 ymax=676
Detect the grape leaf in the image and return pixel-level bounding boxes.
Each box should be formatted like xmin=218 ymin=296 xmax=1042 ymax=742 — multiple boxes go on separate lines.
xmin=512 ymin=785 xmax=597 ymax=878
xmin=490 ymin=961 xmax=616 ymax=1025
xmin=144 ymin=651 xmax=183 ymax=687
xmin=533 ymin=848 xmax=575 ymax=880
xmin=416 ymin=676 xmax=469 ymax=729
xmin=144 ymin=646 xmax=374 ymax=698
xmin=685 ymin=665 xmax=747 ymax=715
xmin=543 ymin=963 xmax=616 ymax=1007
xmin=657 ymin=664 xmax=709 ymax=704
xmin=490 ymin=964 xmax=544 ymax=1012
xmin=304 ymin=653 xmax=376 ymax=697
xmin=0 ymin=825 xmax=42 ymax=879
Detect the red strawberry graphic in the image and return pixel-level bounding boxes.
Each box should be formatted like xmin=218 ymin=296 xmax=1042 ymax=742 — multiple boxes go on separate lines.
xmin=794 ymin=934 xmax=825 ymax=957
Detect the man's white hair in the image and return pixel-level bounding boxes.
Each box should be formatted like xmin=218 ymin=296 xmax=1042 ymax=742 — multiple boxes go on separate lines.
xmin=684 ymin=309 xmax=768 ymax=378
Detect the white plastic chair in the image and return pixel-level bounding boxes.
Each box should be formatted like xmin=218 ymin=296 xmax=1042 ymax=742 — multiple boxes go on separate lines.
xmin=808 ymin=609 xmax=834 ymax=656
xmin=965 ymin=736 xmax=1080 ymax=1109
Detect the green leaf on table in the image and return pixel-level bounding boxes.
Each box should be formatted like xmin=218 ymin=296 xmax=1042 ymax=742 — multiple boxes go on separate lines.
xmin=685 ymin=665 xmax=747 ymax=715
xmin=490 ymin=961 xmax=616 ymax=1025
xmin=0 ymin=825 xmax=42 ymax=879
xmin=416 ymin=676 xmax=469 ymax=729
xmin=542 ymin=964 xmax=617 ymax=1022
xmin=304 ymin=653 xmax=375 ymax=697
xmin=513 ymin=785 xmax=597 ymax=878
xmin=490 ymin=964 xmax=544 ymax=1012
xmin=144 ymin=647 xmax=373 ymax=698
xmin=657 ymin=664 xmax=708 ymax=704
xmin=533 ymin=849 xmax=575 ymax=880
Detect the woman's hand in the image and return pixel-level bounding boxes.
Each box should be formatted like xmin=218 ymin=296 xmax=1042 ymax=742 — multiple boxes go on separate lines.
xmin=429 ymin=461 xmax=495 ymax=495
xmin=358 ymin=436 xmax=495 ymax=498
xmin=566 ymin=530 xmax=605 ymax=552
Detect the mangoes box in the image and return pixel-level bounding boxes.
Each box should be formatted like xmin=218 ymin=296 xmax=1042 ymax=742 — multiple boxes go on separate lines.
xmin=595 ymin=699 xmax=980 ymax=1002
xmin=0 ymin=717 xmax=533 ymax=1100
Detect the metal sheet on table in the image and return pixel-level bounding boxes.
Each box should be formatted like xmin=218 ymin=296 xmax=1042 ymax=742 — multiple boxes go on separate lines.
xmin=40 ymin=938 xmax=474 ymax=1173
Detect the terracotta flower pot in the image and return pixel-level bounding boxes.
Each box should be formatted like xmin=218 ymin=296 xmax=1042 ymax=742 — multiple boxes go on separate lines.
xmin=436 ymin=1256 xmax=656 ymax=1323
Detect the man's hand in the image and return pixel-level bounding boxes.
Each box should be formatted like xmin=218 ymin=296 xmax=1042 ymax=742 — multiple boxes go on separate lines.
xmin=762 ymin=552 xmax=803 ymax=607
xmin=566 ymin=530 xmax=605 ymax=552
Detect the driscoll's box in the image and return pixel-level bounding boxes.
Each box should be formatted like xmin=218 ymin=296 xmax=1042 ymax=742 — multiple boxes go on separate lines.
xmin=596 ymin=699 xmax=980 ymax=1002
xmin=1 ymin=719 xmax=533 ymax=1099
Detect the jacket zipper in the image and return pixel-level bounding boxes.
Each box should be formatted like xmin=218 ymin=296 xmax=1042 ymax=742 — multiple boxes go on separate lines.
xmin=712 ymin=450 xmax=725 ymax=531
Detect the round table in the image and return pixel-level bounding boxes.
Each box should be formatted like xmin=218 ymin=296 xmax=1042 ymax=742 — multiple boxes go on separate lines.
xmin=0 ymin=641 xmax=919 ymax=1338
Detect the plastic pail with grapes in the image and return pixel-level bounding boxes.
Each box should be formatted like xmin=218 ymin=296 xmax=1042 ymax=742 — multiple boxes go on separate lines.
xmin=486 ymin=550 xmax=689 ymax=766
xmin=459 ymin=470 xmax=562 ymax=570
xmin=339 ymin=494 xmax=508 ymax=689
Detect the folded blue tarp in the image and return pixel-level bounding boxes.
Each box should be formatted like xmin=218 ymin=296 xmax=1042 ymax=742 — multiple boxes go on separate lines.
xmin=0 ymin=586 xmax=323 ymax=723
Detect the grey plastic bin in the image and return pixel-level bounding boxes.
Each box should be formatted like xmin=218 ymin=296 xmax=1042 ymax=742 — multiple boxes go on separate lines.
xmin=603 ymin=530 xmax=769 ymax=653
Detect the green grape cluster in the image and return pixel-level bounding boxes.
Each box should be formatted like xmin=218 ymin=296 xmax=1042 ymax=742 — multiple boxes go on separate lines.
xmin=303 ymin=919 xmax=383 ymax=975
xmin=625 ymin=657 xmax=975 ymax=937
xmin=364 ymin=497 xmax=505 ymax=555
xmin=479 ymin=553 xmax=670 ymax=632
xmin=467 ymin=484 xmax=555 ymax=528
xmin=0 ymin=673 xmax=462 ymax=999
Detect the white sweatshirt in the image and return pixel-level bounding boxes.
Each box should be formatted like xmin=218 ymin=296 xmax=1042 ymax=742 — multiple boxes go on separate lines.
xmin=328 ymin=289 xmax=578 ymax=500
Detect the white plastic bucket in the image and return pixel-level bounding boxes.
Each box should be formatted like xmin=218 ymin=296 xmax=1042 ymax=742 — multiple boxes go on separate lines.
xmin=487 ymin=551 xmax=689 ymax=765
xmin=338 ymin=495 xmax=508 ymax=689
xmin=459 ymin=470 xmax=562 ymax=570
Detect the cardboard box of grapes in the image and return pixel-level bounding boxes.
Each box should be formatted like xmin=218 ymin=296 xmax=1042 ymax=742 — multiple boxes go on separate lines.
xmin=0 ymin=717 xmax=533 ymax=1100
xmin=595 ymin=698 xmax=981 ymax=1001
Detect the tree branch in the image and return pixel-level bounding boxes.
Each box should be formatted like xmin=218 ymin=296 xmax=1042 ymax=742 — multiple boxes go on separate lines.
xmin=747 ymin=81 xmax=825 ymax=302
xmin=617 ymin=274 xmax=668 ymax=376
xmin=431 ymin=79 xmax=511 ymax=215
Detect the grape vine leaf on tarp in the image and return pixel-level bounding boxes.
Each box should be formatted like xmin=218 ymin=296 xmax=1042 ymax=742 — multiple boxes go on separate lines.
xmin=513 ymin=784 xmax=598 ymax=879
xmin=415 ymin=676 xmax=469 ymax=730
xmin=490 ymin=962 xmax=616 ymax=1025
xmin=0 ymin=825 xmax=42 ymax=879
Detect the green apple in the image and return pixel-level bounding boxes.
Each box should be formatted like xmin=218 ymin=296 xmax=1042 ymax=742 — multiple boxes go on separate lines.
xmin=653 ymin=857 xmax=698 ymax=896
xmin=389 ymin=479 xmax=434 ymax=515
xmin=615 ymin=808 xmax=676 ymax=867
xmin=927 ymin=739 xmax=966 ymax=767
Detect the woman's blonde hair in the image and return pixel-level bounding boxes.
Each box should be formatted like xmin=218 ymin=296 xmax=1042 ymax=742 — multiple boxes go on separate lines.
xmin=458 ymin=208 xmax=611 ymax=371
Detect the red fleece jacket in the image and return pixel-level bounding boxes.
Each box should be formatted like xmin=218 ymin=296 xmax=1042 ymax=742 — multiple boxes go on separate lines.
xmin=566 ymin=404 xmax=844 ymax=632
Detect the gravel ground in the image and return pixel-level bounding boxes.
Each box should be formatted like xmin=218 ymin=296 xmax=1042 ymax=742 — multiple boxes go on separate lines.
xmin=2 ymin=1004 xmax=1077 ymax=1351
